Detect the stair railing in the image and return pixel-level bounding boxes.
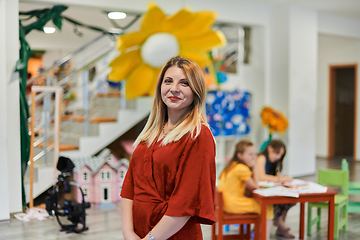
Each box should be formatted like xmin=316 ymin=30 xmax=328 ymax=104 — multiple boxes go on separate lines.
xmin=29 ymin=86 xmax=62 ymax=208
xmin=26 ymin=33 xmax=126 ymax=167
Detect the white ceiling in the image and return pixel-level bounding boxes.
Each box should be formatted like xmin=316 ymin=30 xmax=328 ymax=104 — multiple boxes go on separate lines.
xmin=251 ymin=0 xmax=360 ymax=21
xmin=19 ymin=1 xmax=360 ymax=52
xmin=19 ymin=3 xmax=141 ymax=51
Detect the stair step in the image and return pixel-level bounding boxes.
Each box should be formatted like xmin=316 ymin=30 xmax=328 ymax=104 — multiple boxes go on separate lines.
xmin=61 ymin=115 xmax=117 ymax=123
xmin=37 ymin=141 xmax=79 ymax=151
xmin=95 ymin=92 xmax=121 ymax=97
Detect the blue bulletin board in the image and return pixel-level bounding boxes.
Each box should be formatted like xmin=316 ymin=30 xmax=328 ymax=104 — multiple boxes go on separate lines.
xmin=206 ymin=90 xmax=251 ymax=137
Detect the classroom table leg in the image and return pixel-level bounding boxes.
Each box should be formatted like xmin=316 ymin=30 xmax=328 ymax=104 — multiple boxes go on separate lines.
xmin=300 ymin=202 xmax=305 ymax=239
xmin=260 ymin=201 xmax=267 ymax=240
xmin=328 ymin=196 xmax=335 ymax=240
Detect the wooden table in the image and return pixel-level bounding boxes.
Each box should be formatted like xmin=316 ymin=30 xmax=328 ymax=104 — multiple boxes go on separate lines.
xmin=252 ymin=189 xmax=337 ymax=240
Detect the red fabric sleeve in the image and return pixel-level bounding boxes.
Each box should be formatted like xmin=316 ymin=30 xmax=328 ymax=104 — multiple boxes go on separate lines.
xmin=120 ymin=159 xmax=134 ymax=200
xmin=165 ymin=126 xmax=216 ymax=225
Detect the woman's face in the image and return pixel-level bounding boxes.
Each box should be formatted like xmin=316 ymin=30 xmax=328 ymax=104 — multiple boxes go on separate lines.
xmin=238 ymin=145 xmax=257 ymax=168
xmin=268 ymin=146 xmax=285 ymax=163
xmin=161 ymin=66 xmax=194 ymax=115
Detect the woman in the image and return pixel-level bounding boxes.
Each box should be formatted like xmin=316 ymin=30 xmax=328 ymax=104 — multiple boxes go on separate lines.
xmin=255 ymin=139 xmax=295 ymax=239
xmin=121 ymin=56 xmax=216 ymax=240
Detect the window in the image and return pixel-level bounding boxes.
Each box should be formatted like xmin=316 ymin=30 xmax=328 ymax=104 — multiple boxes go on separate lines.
xmin=101 ymin=172 xmax=105 ymax=180
xmin=107 ymin=171 xmax=111 ymax=180
xmin=83 ymin=172 xmax=88 ymax=182
xmin=120 ymin=170 xmax=124 ymax=179
xmin=83 ymin=188 xmax=90 ymax=199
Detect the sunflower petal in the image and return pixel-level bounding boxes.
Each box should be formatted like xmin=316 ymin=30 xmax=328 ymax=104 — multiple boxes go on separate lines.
xmin=141 ymin=2 xmax=166 ymax=35
xmin=116 ymin=31 xmax=147 ymax=52
xmin=162 ymin=7 xmax=193 ymax=32
xmin=125 ymin=63 xmax=155 ymax=99
xmin=108 ymin=50 xmax=141 ymax=81
xmin=180 ymin=50 xmax=210 ymax=67
xmin=172 ymin=11 xmax=218 ymax=40
xmin=180 ymin=30 xmax=226 ymax=51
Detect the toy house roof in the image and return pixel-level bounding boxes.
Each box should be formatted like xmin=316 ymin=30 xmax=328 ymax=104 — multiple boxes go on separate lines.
xmin=72 ymin=148 xmax=119 ymax=175
xmin=116 ymin=158 xmax=130 ymax=169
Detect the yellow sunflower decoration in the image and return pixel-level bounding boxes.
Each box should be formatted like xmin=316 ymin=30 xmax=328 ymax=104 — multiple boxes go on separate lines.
xmin=108 ymin=2 xmax=226 ymax=99
xmin=260 ymin=106 xmax=289 ymax=135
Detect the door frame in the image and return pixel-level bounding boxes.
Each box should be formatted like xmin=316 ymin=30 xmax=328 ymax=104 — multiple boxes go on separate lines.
xmin=327 ymin=63 xmax=358 ymax=159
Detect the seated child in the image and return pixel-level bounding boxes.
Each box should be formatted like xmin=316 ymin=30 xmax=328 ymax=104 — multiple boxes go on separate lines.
xmin=218 ymin=140 xmax=273 ymax=240
xmin=256 ymin=139 xmax=295 ymax=239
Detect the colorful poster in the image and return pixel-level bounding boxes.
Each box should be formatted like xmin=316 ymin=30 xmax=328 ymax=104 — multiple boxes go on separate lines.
xmin=206 ymin=90 xmax=251 ymax=136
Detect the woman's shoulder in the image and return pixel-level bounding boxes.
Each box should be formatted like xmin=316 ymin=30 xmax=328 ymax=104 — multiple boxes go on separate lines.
xmin=191 ymin=124 xmax=214 ymax=144
xmin=199 ymin=124 xmax=213 ymax=137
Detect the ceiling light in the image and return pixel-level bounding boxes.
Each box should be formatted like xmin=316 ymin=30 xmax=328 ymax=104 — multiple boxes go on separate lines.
xmin=108 ymin=12 xmax=126 ymax=20
xmin=108 ymin=28 xmax=123 ymax=34
xmin=43 ymin=27 xmax=56 ymax=34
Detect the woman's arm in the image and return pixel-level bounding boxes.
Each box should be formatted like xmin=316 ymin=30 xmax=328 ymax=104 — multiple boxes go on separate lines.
xmin=142 ymin=215 xmax=191 ymax=240
xmin=121 ymin=198 xmax=141 ymax=240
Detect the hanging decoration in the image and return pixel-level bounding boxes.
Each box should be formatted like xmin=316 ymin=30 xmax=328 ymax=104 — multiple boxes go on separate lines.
xmin=108 ymin=2 xmax=226 ymax=99
xmin=259 ymin=106 xmax=289 ymax=151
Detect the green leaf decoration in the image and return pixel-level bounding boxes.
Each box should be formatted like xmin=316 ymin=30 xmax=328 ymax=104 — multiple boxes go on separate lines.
xmin=53 ymin=16 xmax=63 ymax=30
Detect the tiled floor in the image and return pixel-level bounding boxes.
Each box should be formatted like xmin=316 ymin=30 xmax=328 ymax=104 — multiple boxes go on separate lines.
xmin=1 ymin=157 xmax=360 ymax=240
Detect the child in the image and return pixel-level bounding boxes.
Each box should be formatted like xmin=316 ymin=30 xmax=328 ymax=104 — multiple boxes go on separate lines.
xmin=255 ymin=139 xmax=295 ymax=239
xmin=218 ymin=140 xmax=273 ymax=240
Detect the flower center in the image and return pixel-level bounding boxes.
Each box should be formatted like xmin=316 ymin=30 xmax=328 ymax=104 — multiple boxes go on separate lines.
xmin=141 ymin=33 xmax=179 ymax=68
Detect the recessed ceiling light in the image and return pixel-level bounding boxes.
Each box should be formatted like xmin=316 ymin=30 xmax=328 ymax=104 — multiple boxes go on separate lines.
xmin=43 ymin=27 xmax=56 ymax=34
xmin=109 ymin=28 xmax=123 ymax=34
xmin=108 ymin=12 xmax=126 ymax=20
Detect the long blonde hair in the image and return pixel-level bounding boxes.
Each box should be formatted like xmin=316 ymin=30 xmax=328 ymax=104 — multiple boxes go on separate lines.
xmin=134 ymin=56 xmax=208 ymax=147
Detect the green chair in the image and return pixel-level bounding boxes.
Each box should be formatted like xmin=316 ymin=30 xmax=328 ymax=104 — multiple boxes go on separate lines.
xmin=341 ymin=159 xmax=360 ymax=213
xmin=307 ymin=168 xmax=349 ymax=239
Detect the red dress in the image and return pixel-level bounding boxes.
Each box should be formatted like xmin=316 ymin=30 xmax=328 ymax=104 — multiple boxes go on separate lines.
xmin=121 ymin=125 xmax=216 ymax=239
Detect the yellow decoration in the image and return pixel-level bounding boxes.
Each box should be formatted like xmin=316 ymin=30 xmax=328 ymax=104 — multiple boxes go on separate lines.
xmin=260 ymin=106 xmax=289 ymax=135
xmin=108 ymin=2 xmax=226 ymax=99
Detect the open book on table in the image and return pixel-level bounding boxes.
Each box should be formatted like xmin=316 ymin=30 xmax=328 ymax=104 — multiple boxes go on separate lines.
xmin=254 ymin=179 xmax=328 ymax=198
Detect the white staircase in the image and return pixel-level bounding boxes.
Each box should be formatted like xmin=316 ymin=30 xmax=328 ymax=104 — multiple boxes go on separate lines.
xmin=24 ymin=34 xmax=153 ymax=202
xmin=61 ymin=97 xmax=152 ymax=158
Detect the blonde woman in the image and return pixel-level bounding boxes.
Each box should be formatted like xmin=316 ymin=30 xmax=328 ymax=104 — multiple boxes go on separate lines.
xmin=121 ymin=56 xmax=216 ymax=240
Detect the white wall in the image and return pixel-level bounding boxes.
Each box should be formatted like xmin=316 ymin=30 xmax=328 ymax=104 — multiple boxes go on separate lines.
xmin=238 ymin=27 xmax=266 ymax=149
xmin=0 ymin=0 xmax=22 ymax=220
xmin=268 ymin=5 xmax=290 ymax=115
xmin=316 ymin=34 xmax=360 ymax=158
xmin=287 ymin=6 xmax=317 ymax=176
xmin=318 ymin=13 xmax=360 ymax=40
xmin=266 ymin=5 xmax=318 ymax=177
